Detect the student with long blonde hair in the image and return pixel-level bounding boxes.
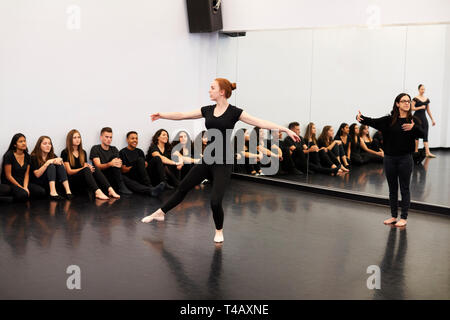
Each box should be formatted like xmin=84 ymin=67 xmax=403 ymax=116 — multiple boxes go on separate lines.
xmin=62 ymin=129 xmax=117 ymax=200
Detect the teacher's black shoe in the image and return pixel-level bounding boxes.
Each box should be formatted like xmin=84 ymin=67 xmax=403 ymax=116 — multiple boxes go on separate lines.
xmin=49 ymin=194 xmax=64 ymax=201
xmin=65 ymin=193 xmax=74 ymax=200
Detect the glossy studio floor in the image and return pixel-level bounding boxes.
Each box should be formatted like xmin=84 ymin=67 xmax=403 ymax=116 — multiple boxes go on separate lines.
xmin=0 ymin=169 xmax=449 ymax=299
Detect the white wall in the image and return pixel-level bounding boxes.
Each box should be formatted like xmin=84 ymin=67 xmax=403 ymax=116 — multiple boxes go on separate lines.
xmin=0 ymin=0 xmax=218 ymax=157
xmin=217 ymin=24 xmax=450 ymax=147
xmin=222 ymin=0 xmax=450 ymax=32
xmin=442 ymin=25 xmax=450 ymax=147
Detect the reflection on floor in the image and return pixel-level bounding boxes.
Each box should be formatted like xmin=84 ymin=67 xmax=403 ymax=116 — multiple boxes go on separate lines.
xmin=0 ymin=180 xmax=448 ymax=299
xmin=263 ymin=149 xmax=449 ymax=207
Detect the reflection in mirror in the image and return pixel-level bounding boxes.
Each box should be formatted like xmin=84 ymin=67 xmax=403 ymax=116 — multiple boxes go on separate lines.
xmin=217 ymin=29 xmax=314 ymax=181
xmin=217 ymin=24 xmax=450 ymax=209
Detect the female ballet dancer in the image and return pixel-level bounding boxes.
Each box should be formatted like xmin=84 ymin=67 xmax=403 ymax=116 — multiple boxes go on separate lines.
xmin=356 ymin=93 xmax=424 ymax=227
xmin=141 ymin=78 xmax=300 ymax=242
xmin=412 ymin=84 xmax=436 ymax=158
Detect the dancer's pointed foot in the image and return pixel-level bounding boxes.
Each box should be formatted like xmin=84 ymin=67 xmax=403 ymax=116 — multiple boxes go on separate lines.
xmin=141 ymin=209 xmax=165 ymax=223
xmin=426 ymin=153 xmax=436 ymax=158
xmin=384 ymin=217 xmax=397 ymax=225
xmin=214 ymin=229 xmax=224 ymax=243
xmin=395 ymin=219 xmax=407 ymax=227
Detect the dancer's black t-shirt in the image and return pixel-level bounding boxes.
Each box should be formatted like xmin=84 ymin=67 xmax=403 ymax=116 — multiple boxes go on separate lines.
xmin=1 ymin=151 xmax=30 ymax=185
xmin=61 ymin=149 xmax=87 ymax=169
xmin=201 ymin=104 xmax=243 ymax=163
xmin=89 ymin=145 xmax=119 ymax=164
xmin=119 ymin=147 xmax=146 ymax=167
xmin=360 ymin=115 xmax=424 ymax=156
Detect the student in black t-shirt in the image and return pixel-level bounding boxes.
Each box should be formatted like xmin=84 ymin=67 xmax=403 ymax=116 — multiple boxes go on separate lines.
xmin=1 ymin=133 xmax=46 ymax=202
xmin=317 ymin=126 xmax=350 ymax=170
xmin=141 ymin=78 xmax=300 ymax=243
xmin=348 ymin=123 xmax=384 ymax=165
xmin=283 ymin=122 xmax=311 ymax=173
xmin=119 ymin=131 xmax=165 ymax=197
xmin=89 ymin=127 xmax=132 ymax=195
xmin=171 ymin=130 xmax=201 ymax=181
xmin=304 ymin=123 xmax=343 ymax=176
xmin=334 ymin=123 xmax=351 ymax=160
xmin=146 ymin=129 xmax=182 ymax=189
xmin=30 ymin=136 xmax=72 ymax=200
xmin=357 ymin=92 xmax=424 ymax=227
xmin=62 ymin=129 xmax=116 ymax=200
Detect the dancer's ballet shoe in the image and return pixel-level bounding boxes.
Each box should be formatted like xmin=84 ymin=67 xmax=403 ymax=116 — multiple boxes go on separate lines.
xmin=141 ymin=213 xmax=164 ymax=223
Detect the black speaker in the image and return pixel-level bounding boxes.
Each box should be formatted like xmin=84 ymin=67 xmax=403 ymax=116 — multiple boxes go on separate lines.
xmin=186 ymin=0 xmax=223 ymax=33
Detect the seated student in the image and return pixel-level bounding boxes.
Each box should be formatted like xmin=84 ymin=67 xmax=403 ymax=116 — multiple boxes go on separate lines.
xmin=235 ymin=128 xmax=263 ymax=175
xmin=146 ymin=129 xmax=182 ymax=189
xmin=171 ymin=130 xmax=201 ymax=181
xmin=119 ymin=131 xmax=165 ymax=197
xmin=372 ymin=130 xmax=383 ymax=150
xmin=334 ymin=123 xmax=351 ymax=162
xmin=348 ymin=123 xmax=384 ymax=165
xmin=1 ymin=133 xmax=46 ymax=202
xmin=62 ymin=129 xmax=118 ymax=200
xmin=304 ymin=123 xmax=343 ymax=176
xmin=283 ymin=122 xmax=312 ymax=174
xmin=318 ymin=126 xmax=350 ymax=171
xmin=30 ymin=136 xmax=73 ymax=200
xmin=90 ymin=127 xmax=132 ymax=195
xmin=254 ymin=127 xmax=301 ymax=175
xmin=359 ymin=125 xmax=380 ymax=152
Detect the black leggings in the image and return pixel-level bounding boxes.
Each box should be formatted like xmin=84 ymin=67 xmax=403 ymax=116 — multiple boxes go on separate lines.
xmin=147 ymin=157 xmax=179 ymax=187
xmin=8 ymin=183 xmax=46 ymax=202
xmin=161 ymin=163 xmax=232 ymax=230
xmin=68 ymin=167 xmax=110 ymax=194
xmin=33 ymin=164 xmax=68 ymax=192
xmin=384 ymin=154 xmax=413 ymax=220
xmin=308 ymin=151 xmax=338 ymax=175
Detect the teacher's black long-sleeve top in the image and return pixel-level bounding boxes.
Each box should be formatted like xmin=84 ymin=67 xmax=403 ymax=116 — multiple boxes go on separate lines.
xmin=359 ymin=114 xmax=424 ymax=156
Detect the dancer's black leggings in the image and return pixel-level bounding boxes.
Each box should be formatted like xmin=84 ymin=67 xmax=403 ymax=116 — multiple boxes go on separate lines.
xmin=384 ymin=154 xmax=413 ymax=220
xmin=161 ymin=163 xmax=232 ymax=230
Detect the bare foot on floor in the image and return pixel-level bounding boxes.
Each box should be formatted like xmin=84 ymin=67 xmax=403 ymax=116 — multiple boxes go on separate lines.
xmin=95 ymin=190 xmax=109 ymax=200
xmin=395 ymin=219 xmax=407 ymax=227
xmin=141 ymin=209 xmax=165 ymax=223
xmin=108 ymin=188 xmax=121 ymax=199
xmin=384 ymin=217 xmax=397 ymax=225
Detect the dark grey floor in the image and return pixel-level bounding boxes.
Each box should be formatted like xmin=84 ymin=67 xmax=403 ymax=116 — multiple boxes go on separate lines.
xmin=0 ymin=180 xmax=448 ymax=299
xmin=263 ymin=149 xmax=450 ymax=207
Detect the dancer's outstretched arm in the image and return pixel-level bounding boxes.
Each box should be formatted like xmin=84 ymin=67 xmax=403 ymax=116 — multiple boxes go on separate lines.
xmin=150 ymin=109 xmax=202 ymax=121
xmin=239 ymin=111 xmax=301 ymax=142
